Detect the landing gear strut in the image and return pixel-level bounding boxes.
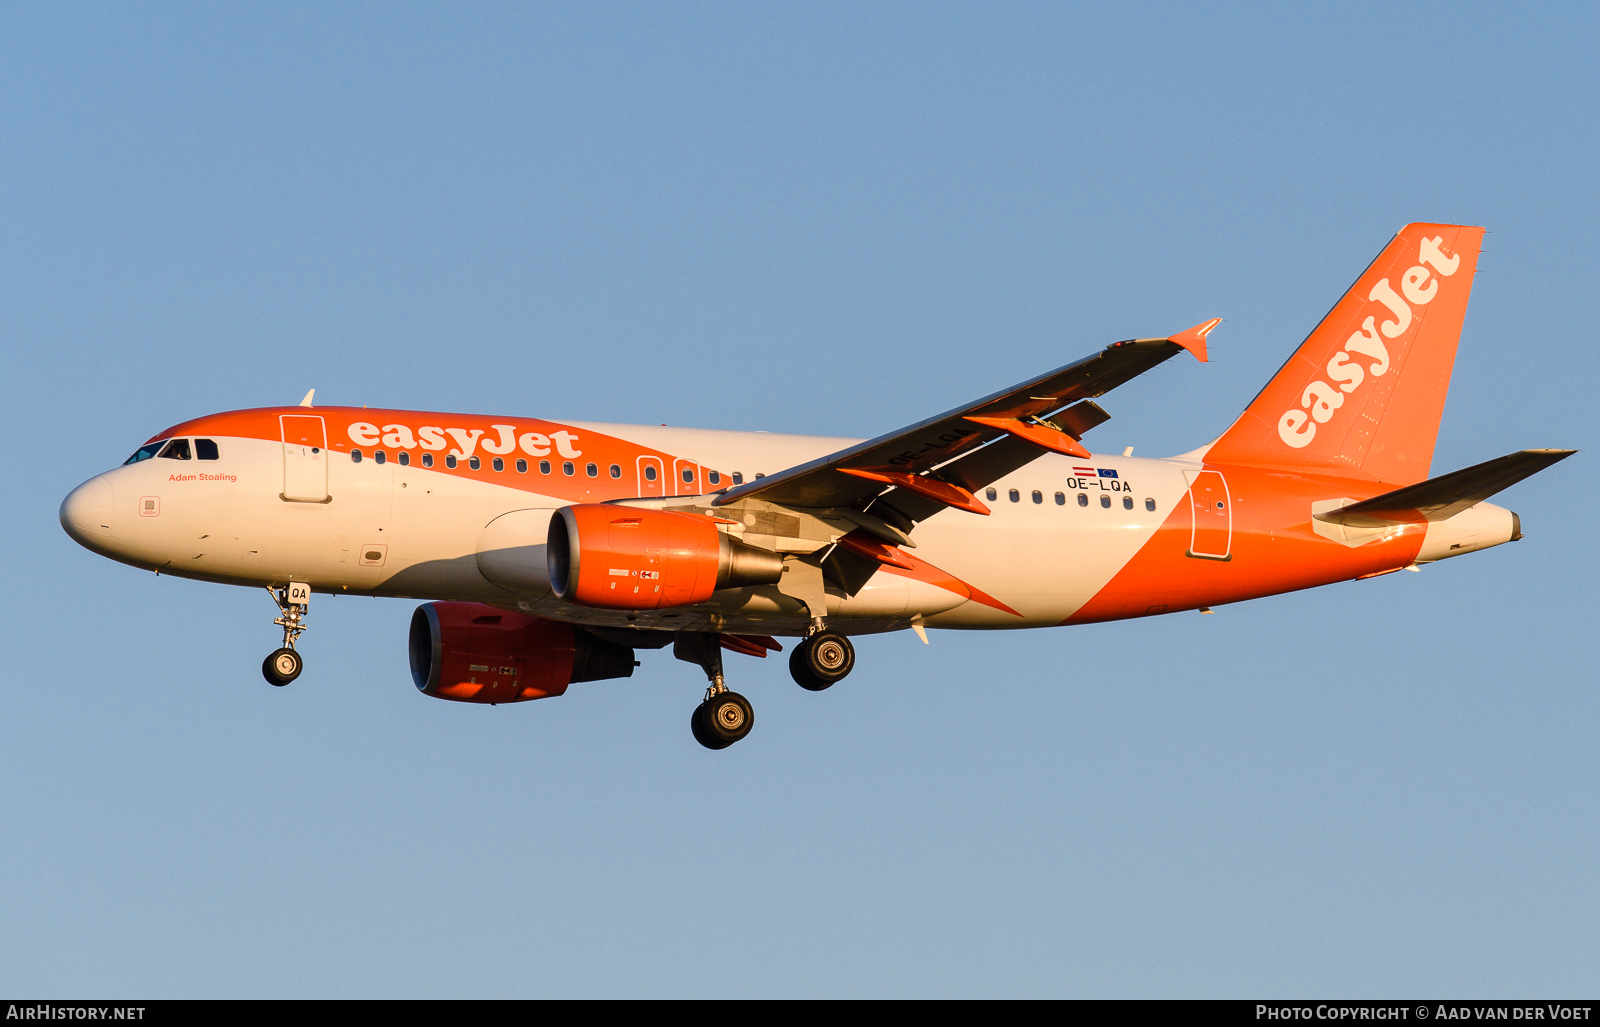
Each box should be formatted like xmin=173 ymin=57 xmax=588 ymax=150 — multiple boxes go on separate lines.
xmin=262 ymin=582 xmax=310 ymax=686
xmin=790 ymin=630 xmax=854 ymax=691
xmin=676 ymin=632 xmax=754 ymax=749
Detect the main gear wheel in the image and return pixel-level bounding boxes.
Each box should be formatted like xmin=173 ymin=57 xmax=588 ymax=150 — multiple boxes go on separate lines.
xmin=789 ymin=631 xmax=855 ymax=691
xmin=692 ymin=690 xmax=754 ymax=749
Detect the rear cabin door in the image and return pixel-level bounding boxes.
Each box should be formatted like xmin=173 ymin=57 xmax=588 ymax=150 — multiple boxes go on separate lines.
xmin=280 ymin=415 xmax=329 ymax=502
xmin=1184 ymin=469 xmax=1232 ymax=560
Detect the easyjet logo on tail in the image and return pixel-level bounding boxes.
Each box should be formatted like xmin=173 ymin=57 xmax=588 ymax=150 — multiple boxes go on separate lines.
xmin=1277 ymin=236 xmax=1461 ymax=449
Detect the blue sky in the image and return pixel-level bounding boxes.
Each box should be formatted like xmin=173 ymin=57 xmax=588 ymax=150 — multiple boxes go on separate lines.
xmin=2 ymin=2 xmax=1595 ymax=997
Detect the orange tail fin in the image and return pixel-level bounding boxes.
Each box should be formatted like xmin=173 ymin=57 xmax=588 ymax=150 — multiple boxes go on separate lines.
xmin=1206 ymin=223 xmax=1484 ymax=485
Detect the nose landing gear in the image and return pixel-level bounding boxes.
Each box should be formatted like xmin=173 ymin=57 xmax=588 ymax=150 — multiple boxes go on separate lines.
xmin=262 ymin=582 xmax=310 ymax=687
xmin=789 ymin=630 xmax=854 ymax=691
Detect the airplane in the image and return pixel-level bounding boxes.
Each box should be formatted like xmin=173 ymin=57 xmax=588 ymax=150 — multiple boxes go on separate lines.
xmin=60 ymin=223 xmax=1573 ymax=750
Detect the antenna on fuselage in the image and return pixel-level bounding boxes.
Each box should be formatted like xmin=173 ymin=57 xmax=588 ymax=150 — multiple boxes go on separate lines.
xmin=299 ymin=389 xmax=315 ymax=408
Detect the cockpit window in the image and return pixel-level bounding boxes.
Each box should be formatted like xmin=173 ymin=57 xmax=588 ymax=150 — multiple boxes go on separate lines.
xmin=124 ymin=443 xmax=163 ymax=465
xmin=195 ymin=438 xmax=220 ymax=460
xmin=157 ymin=439 xmax=192 ymax=460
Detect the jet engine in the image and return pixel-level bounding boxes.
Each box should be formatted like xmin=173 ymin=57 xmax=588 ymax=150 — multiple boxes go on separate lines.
xmin=409 ymin=601 xmax=637 ymax=704
xmin=547 ymin=505 xmax=784 ymax=610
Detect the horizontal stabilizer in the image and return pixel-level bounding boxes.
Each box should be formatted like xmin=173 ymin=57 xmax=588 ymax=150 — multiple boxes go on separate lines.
xmin=1314 ymin=449 xmax=1575 ymax=527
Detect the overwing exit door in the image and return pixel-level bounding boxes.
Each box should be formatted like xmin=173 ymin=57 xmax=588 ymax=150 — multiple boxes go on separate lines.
xmin=280 ymin=414 xmax=329 ymax=503
xmin=672 ymin=458 xmax=701 ymax=496
xmin=1184 ymin=469 xmax=1232 ymax=560
xmin=637 ymin=456 xmax=664 ymax=498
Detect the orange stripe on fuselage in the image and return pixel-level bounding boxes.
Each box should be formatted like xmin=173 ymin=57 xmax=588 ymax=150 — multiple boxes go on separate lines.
xmin=879 ymin=549 xmax=1023 ymax=617
xmin=1065 ymin=462 xmax=1427 ymax=624
xmin=151 ymin=406 xmax=730 ymax=505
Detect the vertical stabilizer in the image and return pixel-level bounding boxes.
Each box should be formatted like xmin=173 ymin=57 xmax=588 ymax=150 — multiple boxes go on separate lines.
xmin=1205 ymin=223 xmax=1483 ymax=484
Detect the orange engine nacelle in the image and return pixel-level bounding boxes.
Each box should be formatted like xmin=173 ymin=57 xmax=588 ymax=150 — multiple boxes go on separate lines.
xmin=547 ymin=505 xmax=784 ymax=609
xmin=409 ymin=602 xmax=638 ymax=704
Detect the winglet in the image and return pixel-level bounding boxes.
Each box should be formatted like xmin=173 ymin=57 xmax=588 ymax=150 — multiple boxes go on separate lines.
xmin=298 ymin=389 xmax=316 ymax=408
xmin=1168 ymin=318 xmax=1221 ymax=363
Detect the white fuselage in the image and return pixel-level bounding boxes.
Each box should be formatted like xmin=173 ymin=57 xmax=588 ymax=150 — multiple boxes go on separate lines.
xmin=62 ymin=420 xmax=1199 ymax=636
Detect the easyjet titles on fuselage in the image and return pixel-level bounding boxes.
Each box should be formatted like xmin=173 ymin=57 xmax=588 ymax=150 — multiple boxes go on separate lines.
xmin=346 ymin=421 xmax=583 ymax=460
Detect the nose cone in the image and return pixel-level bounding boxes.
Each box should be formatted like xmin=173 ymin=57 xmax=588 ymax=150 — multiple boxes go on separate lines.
xmin=60 ymin=475 xmax=115 ymax=548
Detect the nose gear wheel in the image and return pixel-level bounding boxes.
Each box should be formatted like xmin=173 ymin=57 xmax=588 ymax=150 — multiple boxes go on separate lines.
xmin=263 ymin=647 xmax=302 ymax=686
xmin=262 ymin=584 xmax=310 ymax=687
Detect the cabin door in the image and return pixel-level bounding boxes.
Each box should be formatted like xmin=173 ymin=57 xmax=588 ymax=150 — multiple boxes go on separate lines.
xmin=1184 ymin=469 xmax=1232 ymax=560
xmin=280 ymin=415 xmax=329 ymax=503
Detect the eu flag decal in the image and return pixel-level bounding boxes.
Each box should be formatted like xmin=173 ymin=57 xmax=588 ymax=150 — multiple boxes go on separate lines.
xmin=1097 ymin=468 xmax=1119 ymax=478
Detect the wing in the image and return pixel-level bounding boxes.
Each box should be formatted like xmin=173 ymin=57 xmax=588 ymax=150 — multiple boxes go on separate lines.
xmin=711 ymin=320 xmax=1219 ymax=517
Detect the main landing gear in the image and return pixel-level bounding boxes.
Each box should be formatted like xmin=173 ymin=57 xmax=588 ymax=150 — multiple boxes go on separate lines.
xmin=262 ymin=582 xmax=311 ymax=687
xmin=675 ymin=632 xmax=754 ymax=750
xmin=673 ymin=626 xmax=856 ymax=749
xmin=789 ymin=631 xmax=855 ymax=691
xmin=691 ymin=691 xmax=754 ymax=751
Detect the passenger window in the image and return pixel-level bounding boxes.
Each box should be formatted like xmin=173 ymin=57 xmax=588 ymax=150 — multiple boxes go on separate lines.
xmin=493 ymin=457 xmax=504 ymax=472
xmin=351 ymin=449 xmax=363 ymax=463
xmin=986 ymin=488 xmax=997 ymax=501
xmin=195 ymin=439 xmax=219 ymax=460
xmin=468 ymin=456 xmax=481 ymax=470
xmin=733 ymin=472 xmax=744 ymax=485
xmin=422 ymin=453 xmax=434 ymax=468
xmin=1145 ymin=498 xmax=1155 ymax=512
xmin=1008 ymin=489 xmax=1020 ymax=503
xmin=1123 ymin=496 xmax=1133 ymax=510
xmin=1055 ymin=492 xmax=1065 ymax=505
xmin=562 ymin=461 xmax=574 ymax=476
xmin=586 ymin=462 xmax=598 ymax=477
xmin=682 ymin=468 xmax=695 ymax=484
xmin=708 ymin=470 xmax=720 ymax=485
xmin=540 ymin=460 xmax=551 ymax=474
xmin=398 ymin=452 xmax=410 ymax=466
xmin=375 ymin=450 xmax=386 ymax=465
xmin=516 ymin=459 xmax=527 ymax=473
xmin=1100 ymin=495 xmax=1111 ymax=508
xmin=124 ymin=442 xmax=163 ymax=464
xmin=755 ymin=473 xmax=765 ymax=479
xmin=446 ymin=455 xmax=457 ymax=469
xmin=611 ymin=464 xmax=622 ymax=479
xmin=1032 ymin=490 xmax=1043 ymax=504
xmin=1077 ymin=493 xmax=1088 ymax=507
xmin=644 ymin=465 xmax=656 ymax=481
xmin=158 ymin=439 xmax=191 ymax=460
